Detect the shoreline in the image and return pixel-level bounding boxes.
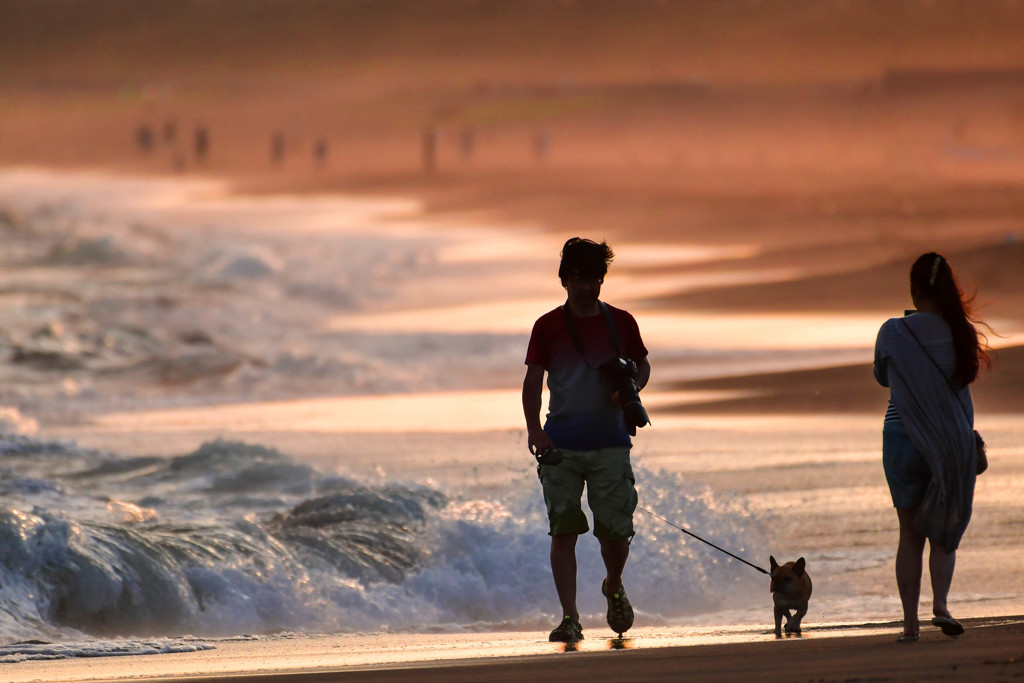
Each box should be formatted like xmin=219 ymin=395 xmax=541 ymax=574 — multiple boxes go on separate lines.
xmin=3 ymin=165 xmax=1021 ymax=429
xmin=6 ymin=616 xmax=1022 ymax=682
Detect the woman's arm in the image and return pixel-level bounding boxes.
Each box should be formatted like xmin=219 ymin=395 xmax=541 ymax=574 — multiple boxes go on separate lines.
xmin=873 ymin=324 xmax=890 ymax=388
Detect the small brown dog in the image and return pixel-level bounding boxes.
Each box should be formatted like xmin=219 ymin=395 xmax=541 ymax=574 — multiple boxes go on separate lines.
xmin=770 ymin=556 xmax=812 ymax=638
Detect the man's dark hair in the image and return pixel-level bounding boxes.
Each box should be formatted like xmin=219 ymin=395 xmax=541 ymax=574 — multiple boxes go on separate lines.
xmin=558 ymin=237 xmax=614 ymax=281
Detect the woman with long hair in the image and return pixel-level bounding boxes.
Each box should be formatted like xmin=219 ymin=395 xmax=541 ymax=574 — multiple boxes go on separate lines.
xmin=873 ymin=252 xmax=990 ymax=642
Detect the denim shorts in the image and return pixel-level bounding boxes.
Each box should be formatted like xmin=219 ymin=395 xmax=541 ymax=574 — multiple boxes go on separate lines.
xmin=882 ymin=420 xmax=931 ymax=509
xmin=538 ymin=447 xmax=637 ymax=540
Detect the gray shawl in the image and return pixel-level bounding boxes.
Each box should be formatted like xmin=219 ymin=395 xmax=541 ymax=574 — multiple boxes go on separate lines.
xmin=874 ymin=314 xmax=976 ymax=550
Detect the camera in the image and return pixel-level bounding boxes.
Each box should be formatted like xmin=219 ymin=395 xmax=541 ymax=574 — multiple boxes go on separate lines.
xmin=600 ymin=357 xmax=650 ymax=435
xmin=533 ymin=447 xmax=564 ymax=466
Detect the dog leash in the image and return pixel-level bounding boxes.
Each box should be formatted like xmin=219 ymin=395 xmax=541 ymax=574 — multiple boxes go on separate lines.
xmin=637 ymin=505 xmax=769 ymax=575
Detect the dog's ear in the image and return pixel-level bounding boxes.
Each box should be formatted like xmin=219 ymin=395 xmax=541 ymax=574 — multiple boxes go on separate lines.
xmin=794 ymin=557 xmax=806 ymax=576
xmin=770 ymin=555 xmax=779 ymax=572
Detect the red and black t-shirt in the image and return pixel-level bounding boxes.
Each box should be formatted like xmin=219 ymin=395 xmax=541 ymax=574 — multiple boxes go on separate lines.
xmin=525 ymin=303 xmax=647 ymax=450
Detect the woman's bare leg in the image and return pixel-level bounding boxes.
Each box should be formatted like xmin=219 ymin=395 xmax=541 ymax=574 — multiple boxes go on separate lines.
xmin=929 ymin=542 xmax=957 ymax=619
xmin=896 ymin=508 xmax=926 ymax=636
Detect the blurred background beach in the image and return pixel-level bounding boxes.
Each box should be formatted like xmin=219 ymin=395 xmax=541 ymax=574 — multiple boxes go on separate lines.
xmin=1 ymin=0 xmax=1024 ymax=673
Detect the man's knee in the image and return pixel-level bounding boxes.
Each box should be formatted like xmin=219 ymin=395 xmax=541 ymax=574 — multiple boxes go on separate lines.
xmin=551 ymin=533 xmax=580 ymax=549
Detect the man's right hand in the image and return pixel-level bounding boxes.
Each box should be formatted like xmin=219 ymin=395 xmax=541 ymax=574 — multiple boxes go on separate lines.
xmin=528 ymin=429 xmax=554 ymax=456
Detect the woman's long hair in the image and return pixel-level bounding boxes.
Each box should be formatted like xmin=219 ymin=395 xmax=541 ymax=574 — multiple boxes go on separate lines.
xmin=910 ymin=252 xmax=991 ymax=386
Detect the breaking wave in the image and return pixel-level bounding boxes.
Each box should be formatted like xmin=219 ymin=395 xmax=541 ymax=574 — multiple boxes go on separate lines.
xmin=0 ymin=432 xmax=767 ymax=649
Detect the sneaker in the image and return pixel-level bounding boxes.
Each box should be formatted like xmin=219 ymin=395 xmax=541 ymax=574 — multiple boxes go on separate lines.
xmin=548 ymin=615 xmax=584 ymax=643
xmin=602 ymin=579 xmax=634 ymax=635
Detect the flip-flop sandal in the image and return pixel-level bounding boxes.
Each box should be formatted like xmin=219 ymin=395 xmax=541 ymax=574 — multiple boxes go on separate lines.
xmin=931 ymin=616 xmax=964 ymax=637
xmin=896 ymin=633 xmax=919 ymax=643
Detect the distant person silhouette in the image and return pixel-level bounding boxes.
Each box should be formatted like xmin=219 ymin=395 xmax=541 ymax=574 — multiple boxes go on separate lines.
xmin=460 ymin=124 xmax=475 ymax=160
xmin=194 ymin=125 xmax=209 ymax=163
xmin=135 ymin=125 xmax=154 ymax=153
xmin=163 ymin=118 xmax=177 ymax=144
xmin=533 ymin=129 xmax=550 ymax=162
xmin=422 ymin=127 xmax=437 ymax=175
xmin=313 ymin=136 xmax=328 ymax=168
xmin=271 ymin=130 xmax=286 ymax=167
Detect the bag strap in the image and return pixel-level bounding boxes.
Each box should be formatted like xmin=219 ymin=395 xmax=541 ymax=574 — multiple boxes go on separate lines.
xmin=900 ymin=318 xmax=972 ymax=424
xmin=562 ymin=301 xmax=623 ymax=368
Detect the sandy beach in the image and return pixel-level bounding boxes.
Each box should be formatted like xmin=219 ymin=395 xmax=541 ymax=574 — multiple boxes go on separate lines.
xmin=3 ymin=1 xmax=1024 ymax=680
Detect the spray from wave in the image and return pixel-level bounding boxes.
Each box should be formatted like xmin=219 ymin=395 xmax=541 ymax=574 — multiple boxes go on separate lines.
xmin=0 ymin=431 xmax=767 ymax=651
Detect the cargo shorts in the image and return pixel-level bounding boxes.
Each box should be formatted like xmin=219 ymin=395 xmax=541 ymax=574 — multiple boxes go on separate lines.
xmin=538 ymin=446 xmax=637 ymax=541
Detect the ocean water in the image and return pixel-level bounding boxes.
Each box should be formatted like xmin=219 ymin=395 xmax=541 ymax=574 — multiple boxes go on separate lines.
xmin=0 ymin=430 xmax=773 ymax=657
xmin=3 ymin=417 xmax=1023 ymax=664
xmin=1 ymin=170 xmax=1022 ymax=663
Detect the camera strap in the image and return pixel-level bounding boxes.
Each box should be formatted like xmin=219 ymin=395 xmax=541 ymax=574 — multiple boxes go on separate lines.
xmin=562 ymin=300 xmax=622 ymax=368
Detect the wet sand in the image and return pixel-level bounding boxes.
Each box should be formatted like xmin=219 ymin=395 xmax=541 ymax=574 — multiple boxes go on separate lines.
xmin=3 ymin=617 xmax=1022 ymax=682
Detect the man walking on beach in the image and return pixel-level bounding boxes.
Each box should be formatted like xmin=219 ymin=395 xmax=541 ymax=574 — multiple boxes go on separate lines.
xmin=523 ymin=237 xmax=651 ymax=644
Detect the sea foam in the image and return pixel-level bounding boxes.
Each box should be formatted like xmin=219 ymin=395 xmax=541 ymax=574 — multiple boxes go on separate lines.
xmin=0 ymin=432 xmax=767 ymax=648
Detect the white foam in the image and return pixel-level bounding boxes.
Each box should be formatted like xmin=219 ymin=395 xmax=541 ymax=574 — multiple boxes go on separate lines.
xmin=0 ymin=407 xmax=38 ymax=436
xmin=0 ymin=639 xmax=215 ymax=663
xmin=0 ymin=433 xmax=769 ymax=643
